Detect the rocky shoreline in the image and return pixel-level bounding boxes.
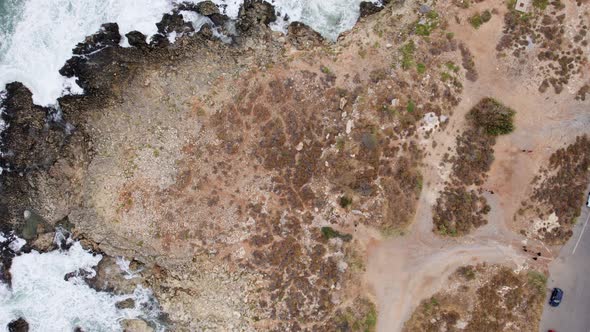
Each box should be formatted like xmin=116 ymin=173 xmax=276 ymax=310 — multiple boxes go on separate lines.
xmin=0 ymin=1 xmax=396 ymax=330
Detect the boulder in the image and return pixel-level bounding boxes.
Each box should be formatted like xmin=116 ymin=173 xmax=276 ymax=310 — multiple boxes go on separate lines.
xmin=236 ymin=0 xmax=276 ymax=32
xmin=116 ymin=298 xmax=136 ymax=309
xmin=195 ymin=1 xmax=219 ymax=16
xmin=72 ymin=23 xmax=121 ymax=55
xmin=125 ymin=31 xmax=148 ymax=48
xmin=85 ymin=256 xmax=138 ymax=294
xmin=156 ymin=13 xmax=194 ymax=35
xmin=31 ymin=231 xmax=56 ymax=252
xmin=7 ymin=318 xmax=29 ymax=332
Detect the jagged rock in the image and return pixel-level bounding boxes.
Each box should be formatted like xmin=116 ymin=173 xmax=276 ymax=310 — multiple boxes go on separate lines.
xmin=31 ymin=231 xmax=56 ymax=252
xmin=116 ymin=298 xmax=136 ymax=309
xmin=126 ymin=31 xmax=148 ymax=48
xmin=149 ymin=34 xmax=170 ymax=48
xmin=195 ymin=1 xmax=219 ymax=16
xmin=156 ymin=13 xmax=194 ymax=35
xmin=72 ymin=23 xmax=121 ymax=55
xmin=22 ymin=210 xmax=51 ymax=240
xmin=64 ymin=268 xmax=93 ymax=281
xmin=7 ymin=318 xmax=29 ymax=332
xmin=0 ymin=83 xmax=65 ymax=173
xmin=122 ymin=319 xmax=154 ymax=332
xmin=287 ymin=22 xmax=325 ymax=50
xmin=359 ymin=2 xmax=382 ymax=17
xmin=236 ymin=0 xmax=277 ymax=32
xmin=85 ymin=256 xmax=137 ymax=294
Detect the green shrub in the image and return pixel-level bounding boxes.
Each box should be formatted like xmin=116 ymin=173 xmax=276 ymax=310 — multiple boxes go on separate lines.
xmin=400 ymin=40 xmax=416 ymax=70
xmin=468 ymin=98 xmax=516 ymax=136
xmin=469 ymin=10 xmax=491 ymax=29
xmin=416 ymin=63 xmax=426 ymax=74
xmin=321 ymin=226 xmax=353 ymax=242
xmin=339 ymin=195 xmax=353 ymax=208
xmin=533 ymin=0 xmax=548 ymax=10
xmin=406 ymin=99 xmax=416 ymax=113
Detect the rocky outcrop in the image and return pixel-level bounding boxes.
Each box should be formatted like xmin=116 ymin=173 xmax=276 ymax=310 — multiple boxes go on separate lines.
xmin=72 ymin=23 xmax=121 ymax=55
xmin=287 ymin=22 xmax=325 ymax=50
xmin=360 ymin=1 xmax=383 ymax=17
xmin=236 ymin=0 xmax=276 ymax=32
xmin=125 ymin=31 xmax=148 ymax=48
xmin=7 ymin=318 xmax=29 ymax=332
xmin=156 ymin=13 xmax=194 ymax=35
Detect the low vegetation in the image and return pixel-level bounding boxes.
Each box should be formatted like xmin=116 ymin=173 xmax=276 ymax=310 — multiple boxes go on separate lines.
xmin=403 ymin=265 xmax=546 ymax=332
xmin=518 ymin=135 xmax=590 ymax=243
xmin=433 ymin=187 xmax=490 ymax=235
xmin=469 ymin=10 xmax=492 ymax=29
xmin=434 ymin=98 xmax=516 ymax=235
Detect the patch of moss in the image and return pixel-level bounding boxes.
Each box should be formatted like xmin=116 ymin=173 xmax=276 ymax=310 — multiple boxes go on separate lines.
xmin=416 ymin=63 xmax=426 ymax=74
xmin=339 ymin=195 xmax=353 ymax=208
xmin=400 ymin=40 xmax=416 ymax=70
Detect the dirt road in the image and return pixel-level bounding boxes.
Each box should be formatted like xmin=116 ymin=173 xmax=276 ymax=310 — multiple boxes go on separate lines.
xmin=364 ymin=1 xmax=590 ymax=330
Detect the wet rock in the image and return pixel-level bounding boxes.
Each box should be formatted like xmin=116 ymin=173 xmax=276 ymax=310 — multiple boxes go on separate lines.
xmin=122 ymin=319 xmax=154 ymax=332
xmin=198 ymin=24 xmax=214 ymax=39
xmin=209 ymin=13 xmax=230 ymax=26
xmin=64 ymin=268 xmax=93 ymax=281
xmin=236 ymin=0 xmax=277 ymax=32
xmin=149 ymin=34 xmax=170 ymax=48
xmin=7 ymin=318 xmax=29 ymax=332
xmin=59 ymin=56 xmax=87 ymax=78
xmin=195 ymin=1 xmax=219 ymax=16
xmin=156 ymin=13 xmax=194 ymax=35
xmin=359 ymin=2 xmax=382 ymax=17
xmin=116 ymin=298 xmax=136 ymax=309
xmin=22 ymin=210 xmax=51 ymax=240
xmin=85 ymin=256 xmax=138 ymax=294
xmin=72 ymin=23 xmax=121 ymax=55
xmin=31 ymin=231 xmax=56 ymax=252
xmin=287 ymin=22 xmax=325 ymax=50
xmin=126 ymin=31 xmax=148 ymax=48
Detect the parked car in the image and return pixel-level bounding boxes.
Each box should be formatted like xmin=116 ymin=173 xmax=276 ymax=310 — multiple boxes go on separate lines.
xmin=549 ymin=288 xmax=563 ymax=307
xmin=587 ymin=192 xmax=590 ymax=207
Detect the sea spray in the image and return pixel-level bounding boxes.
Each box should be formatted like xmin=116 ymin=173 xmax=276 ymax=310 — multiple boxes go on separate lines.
xmin=0 ymin=0 xmax=381 ymax=107
xmin=0 ymin=231 xmax=165 ymax=332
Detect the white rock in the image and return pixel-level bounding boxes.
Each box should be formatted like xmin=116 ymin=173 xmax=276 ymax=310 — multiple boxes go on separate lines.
xmin=346 ymin=120 xmax=353 ymax=134
xmin=295 ymin=142 xmax=304 ymax=151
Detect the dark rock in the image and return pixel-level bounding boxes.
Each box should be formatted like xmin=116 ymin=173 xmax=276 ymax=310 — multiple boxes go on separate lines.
xmin=115 ymin=298 xmax=136 ymax=309
xmin=22 ymin=210 xmax=51 ymax=240
xmin=125 ymin=31 xmax=148 ymax=48
xmin=359 ymin=2 xmax=383 ymax=17
xmin=149 ymin=34 xmax=170 ymax=48
xmin=195 ymin=1 xmax=219 ymax=16
xmin=59 ymin=56 xmax=87 ymax=78
xmin=85 ymin=256 xmax=137 ymax=294
xmin=72 ymin=23 xmax=121 ymax=55
xmin=237 ymin=0 xmax=277 ymax=32
xmin=64 ymin=268 xmax=93 ymax=281
xmin=287 ymin=22 xmax=325 ymax=50
xmin=209 ymin=13 xmax=230 ymax=26
xmin=419 ymin=4 xmax=431 ymax=14
xmin=0 ymin=83 xmax=65 ymax=173
xmin=156 ymin=13 xmax=194 ymax=35
xmin=198 ymin=24 xmax=214 ymax=39
xmin=7 ymin=318 xmax=29 ymax=332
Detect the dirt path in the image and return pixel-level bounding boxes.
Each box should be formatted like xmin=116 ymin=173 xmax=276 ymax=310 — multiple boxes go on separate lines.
xmin=364 ymin=1 xmax=590 ymax=330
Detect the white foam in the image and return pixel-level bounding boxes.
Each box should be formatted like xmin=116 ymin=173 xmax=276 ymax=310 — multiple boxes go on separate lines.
xmin=0 ymin=0 xmax=175 ymax=107
xmin=0 ymin=240 xmax=163 ymax=331
xmin=1 ymin=0 xmax=380 ymax=106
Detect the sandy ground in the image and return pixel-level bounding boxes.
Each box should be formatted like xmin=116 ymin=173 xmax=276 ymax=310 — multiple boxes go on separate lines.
xmin=364 ymin=1 xmax=590 ymax=330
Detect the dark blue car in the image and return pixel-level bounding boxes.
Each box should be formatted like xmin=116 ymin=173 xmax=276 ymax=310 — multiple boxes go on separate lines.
xmin=549 ymin=288 xmax=563 ymax=307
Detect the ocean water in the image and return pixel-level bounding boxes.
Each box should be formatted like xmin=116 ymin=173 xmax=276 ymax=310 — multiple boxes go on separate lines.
xmin=0 ymin=233 xmax=163 ymax=332
xmin=0 ymin=0 xmax=379 ymax=107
